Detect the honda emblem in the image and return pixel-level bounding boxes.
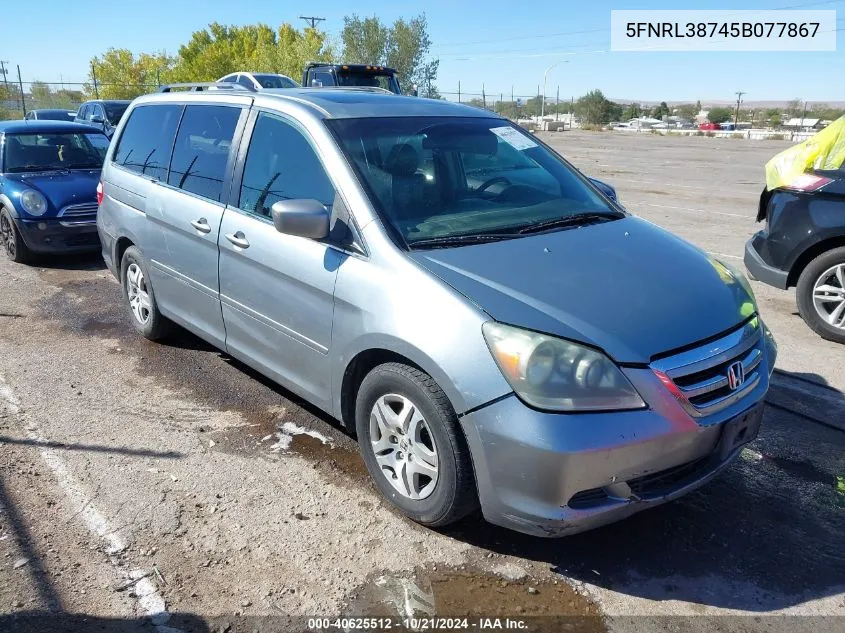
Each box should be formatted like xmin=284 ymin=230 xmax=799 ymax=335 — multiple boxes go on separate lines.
xmin=727 ymin=361 xmax=745 ymax=391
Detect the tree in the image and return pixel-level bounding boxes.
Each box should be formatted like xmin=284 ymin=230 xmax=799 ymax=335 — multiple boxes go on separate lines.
xmin=676 ymin=103 xmax=698 ymax=120
xmin=707 ymin=107 xmax=732 ymax=124
xmin=168 ymin=22 xmax=332 ymax=84
xmin=786 ymin=98 xmax=803 ymax=118
xmin=575 ymin=89 xmax=614 ymax=125
xmin=621 ymin=103 xmax=642 ymax=120
xmin=87 ymin=49 xmax=174 ymax=99
xmin=651 ymin=101 xmax=670 ymax=119
xmin=342 ymin=13 xmax=439 ymax=95
xmin=30 ymin=81 xmax=52 ymax=103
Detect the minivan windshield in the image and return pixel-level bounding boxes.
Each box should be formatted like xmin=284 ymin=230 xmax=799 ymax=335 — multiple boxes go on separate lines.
xmin=328 ymin=117 xmax=622 ymax=247
xmin=3 ymin=132 xmax=110 ymax=173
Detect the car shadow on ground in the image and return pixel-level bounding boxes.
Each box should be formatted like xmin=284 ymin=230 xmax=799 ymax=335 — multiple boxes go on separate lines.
xmin=443 ymin=397 xmax=845 ymax=612
xmin=31 ymin=251 xmax=105 ymax=272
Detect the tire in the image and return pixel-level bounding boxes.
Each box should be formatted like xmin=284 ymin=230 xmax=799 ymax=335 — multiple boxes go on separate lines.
xmin=120 ymin=246 xmax=171 ymax=341
xmin=796 ymin=246 xmax=845 ymax=344
xmin=0 ymin=208 xmax=33 ymax=264
xmin=355 ymin=362 xmax=478 ymax=527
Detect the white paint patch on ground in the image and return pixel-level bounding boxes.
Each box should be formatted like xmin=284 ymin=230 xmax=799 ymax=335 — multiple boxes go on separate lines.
xmin=269 ymin=421 xmax=334 ymax=452
xmin=0 ymin=374 xmax=172 ymax=629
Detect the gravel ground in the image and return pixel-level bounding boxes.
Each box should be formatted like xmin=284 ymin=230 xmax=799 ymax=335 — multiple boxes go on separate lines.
xmin=0 ymin=130 xmax=842 ymax=633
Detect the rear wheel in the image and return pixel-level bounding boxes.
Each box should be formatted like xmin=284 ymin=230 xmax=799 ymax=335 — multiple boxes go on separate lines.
xmin=120 ymin=246 xmax=171 ymax=341
xmin=355 ymin=362 xmax=477 ymax=527
xmin=0 ymin=208 xmax=32 ymax=264
xmin=796 ymin=246 xmax=845 ymax=344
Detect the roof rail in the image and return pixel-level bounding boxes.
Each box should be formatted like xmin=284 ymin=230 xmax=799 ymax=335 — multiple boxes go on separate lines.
xmin=309 ymin=86 xmax=394 ymax=95
xmin=157 ymin=82 xmax=256 ymax=93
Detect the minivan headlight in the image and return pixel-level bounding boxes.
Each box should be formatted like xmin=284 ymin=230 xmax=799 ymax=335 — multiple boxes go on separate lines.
xmin=20 ymin=190 xmax=48 ymax=216
xmin=482 ymin=322 xmax=646 ymax=412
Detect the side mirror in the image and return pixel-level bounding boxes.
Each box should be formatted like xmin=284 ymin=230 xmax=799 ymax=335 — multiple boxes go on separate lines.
xmin=588 ymin=177 xmax=618 ymax=202
xmin=271 ymin=199 xmax=330 ymax=239
xmin=90 ymin=115 xmax=105 ymax=124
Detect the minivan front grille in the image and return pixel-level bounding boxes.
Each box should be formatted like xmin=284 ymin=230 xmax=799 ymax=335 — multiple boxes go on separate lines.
xmin=651 ymin=318 xmax=764 ymax=417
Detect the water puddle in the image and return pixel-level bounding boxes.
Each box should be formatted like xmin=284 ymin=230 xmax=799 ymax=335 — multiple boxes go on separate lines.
xmin=345 ymin=567 xmax=605 ymax=632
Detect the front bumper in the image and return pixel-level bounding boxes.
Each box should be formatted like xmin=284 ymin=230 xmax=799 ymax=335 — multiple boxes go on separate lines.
xmin=459 ymin=347 xmax=774 ymax=538
xmin=17 ymin=217 xmax=100 ymax=254
xmin=744 ymin=233 xmax=789 ymax=290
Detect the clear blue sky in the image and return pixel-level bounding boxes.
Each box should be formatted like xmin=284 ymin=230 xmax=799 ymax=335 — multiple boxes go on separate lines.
xmin=3 ymin=0 xmax=843 ymax=102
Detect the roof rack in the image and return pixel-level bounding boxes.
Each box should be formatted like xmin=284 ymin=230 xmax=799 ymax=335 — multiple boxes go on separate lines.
xmin=308 ymin=86 xmax=394 ymax=95
xmin=157 ymin=82 xmax=256 ymax=93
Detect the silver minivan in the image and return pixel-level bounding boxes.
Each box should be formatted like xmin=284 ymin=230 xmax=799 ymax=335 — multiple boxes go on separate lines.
xmin=97 ymin=86 xmax=776 ymax=537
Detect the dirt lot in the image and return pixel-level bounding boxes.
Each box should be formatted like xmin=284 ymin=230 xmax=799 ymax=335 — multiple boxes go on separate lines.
xmin=0 ymin=130 xmax=843 ymax=633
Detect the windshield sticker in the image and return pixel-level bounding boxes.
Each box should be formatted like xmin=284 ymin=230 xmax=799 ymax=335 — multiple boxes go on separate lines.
xmin=490 ymin=126 xmax=537 ymax=151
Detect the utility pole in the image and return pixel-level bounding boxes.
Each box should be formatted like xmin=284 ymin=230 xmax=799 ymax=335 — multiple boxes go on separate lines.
xmin=801 ymin=100 xmax=808 ymax=129
xmin=16 ymin=64 xmax=26 ymax=116
xmin=734 ymin=90 xmax=745 ymax=128
xmin=482 ymin=84 xmax=486 ymax=109
xmin=0 ymin=61 xmax=9 ymax=96
xmin=299 ymin=16 xmax=325 ymax=29
xmin=91 ymin=62 xmax=100 ymax=99
xmin=458 ymin=81 xmax=461 ymax=103
xmin=570 ymin=96 xmax=574 ymax=130
xmin=556 ymin=85 xmax=560 ymax=121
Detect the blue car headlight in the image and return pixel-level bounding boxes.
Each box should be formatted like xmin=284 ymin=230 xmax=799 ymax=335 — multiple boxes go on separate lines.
xmin=20 ymin=190 xmax=48 ymax=216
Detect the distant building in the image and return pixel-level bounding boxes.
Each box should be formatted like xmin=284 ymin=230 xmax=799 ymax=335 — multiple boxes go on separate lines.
xmin=784 ymin=117 xmax=822 ymax=130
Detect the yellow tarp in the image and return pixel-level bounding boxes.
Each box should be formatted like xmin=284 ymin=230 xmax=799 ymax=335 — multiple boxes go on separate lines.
xmin=765 ymin=116 xmax=845 ymax=190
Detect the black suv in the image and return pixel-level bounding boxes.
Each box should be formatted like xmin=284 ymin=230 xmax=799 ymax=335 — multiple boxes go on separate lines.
xmin=74 ymin=100 xmax=131 ymax=138
xmin=745 ymin=168 xmax=845 ymax=343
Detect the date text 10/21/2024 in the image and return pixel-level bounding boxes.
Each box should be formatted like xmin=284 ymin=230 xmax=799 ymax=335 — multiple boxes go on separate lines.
xmin=307 ymin=617 xmax=531 ymax=630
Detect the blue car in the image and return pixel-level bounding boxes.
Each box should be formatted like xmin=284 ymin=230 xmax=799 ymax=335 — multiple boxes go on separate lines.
xmin=0 ymin=120 xmax=110 ymax=263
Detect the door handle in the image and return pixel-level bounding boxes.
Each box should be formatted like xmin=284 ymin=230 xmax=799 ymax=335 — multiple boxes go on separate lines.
xmin=190 ymin=218 xmax=212 ymax=233
xmin=225 ymin=231 xmax=250 ymax=249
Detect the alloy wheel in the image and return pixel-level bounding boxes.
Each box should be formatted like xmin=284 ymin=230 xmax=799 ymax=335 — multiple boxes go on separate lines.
xmin=812 ymin=263 xmax=845 ymax=330
xmin=369 ymin=393 xmax=440 ymax=500
xmin=0 ymin=214 xmax=15 ymax=259
xmin=126 ymin=263 xmax=152 ymax=325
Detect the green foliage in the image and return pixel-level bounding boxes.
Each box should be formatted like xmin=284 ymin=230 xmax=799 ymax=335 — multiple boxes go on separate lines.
xmin=651 ymin=101 xmax=670 ymax=119
xmin=341 ymin=13 xmax=438 ymax=95
xmin=169 ymin=22 xmax=332 ymax=84
xmin=622 ymin=103 xmax=642 ymax=120
xmin=786 ymin=98 xmax=803 ymax=118
xmin=707 ymin=107 xmax=733 ymax=124
xmin=26 ymin=82 xmax=84 ymax=109
xmin=675 ymin=103 xmax=698 ymax=120
xmin=574 ymin=89 xmax=615 ymax=125
xmin=88 ymin=49 xmax=174 ymax=99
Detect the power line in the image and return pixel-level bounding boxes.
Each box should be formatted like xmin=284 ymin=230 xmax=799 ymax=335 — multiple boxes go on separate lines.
xmin=299 ymin=16 xmax=325 ymax=29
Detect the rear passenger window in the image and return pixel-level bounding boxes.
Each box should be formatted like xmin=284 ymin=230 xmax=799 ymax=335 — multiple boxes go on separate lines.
xmin=112 ymin=104 xmax=182 ymax=181
xmin=238 ymin=112 xmax=334 ymax=218
xmin=168 ymin=105 xmax=241 ymax=203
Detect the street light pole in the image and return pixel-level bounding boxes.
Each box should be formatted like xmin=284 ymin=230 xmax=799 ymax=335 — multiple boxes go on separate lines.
xmin=541 ymin=60 xmax=569 ymax=120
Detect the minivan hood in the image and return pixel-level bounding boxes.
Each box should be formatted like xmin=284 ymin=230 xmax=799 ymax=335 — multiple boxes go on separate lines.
xmin=408 ymin=217 xmax=755 ymax=363
xmin=4 ymin=170 xmax=99 ymax=216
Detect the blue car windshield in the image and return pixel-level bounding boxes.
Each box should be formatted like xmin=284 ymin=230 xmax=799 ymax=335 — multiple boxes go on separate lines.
xmin=4 ymin=132 xmax=110 ymax=173
xmin=327 ymin=117 xmax=620 ymax=247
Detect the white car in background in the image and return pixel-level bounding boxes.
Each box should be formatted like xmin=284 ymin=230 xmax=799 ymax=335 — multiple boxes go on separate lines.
xmin=216 ymin=72 xmax=301 ymax=91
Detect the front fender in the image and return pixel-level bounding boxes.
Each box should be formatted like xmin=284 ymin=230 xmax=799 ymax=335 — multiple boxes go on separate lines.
xmin=0 ymin=193 xmax=19 ymax=218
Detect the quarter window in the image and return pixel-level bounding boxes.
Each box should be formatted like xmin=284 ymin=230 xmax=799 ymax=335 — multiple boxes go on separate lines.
xmin=112 ymin=104 xmax=182 ymax=181
xmin=168 ymin=105 xmax=241 ymax=202
xmin=238 ymin=112 xmax=334 ymax=219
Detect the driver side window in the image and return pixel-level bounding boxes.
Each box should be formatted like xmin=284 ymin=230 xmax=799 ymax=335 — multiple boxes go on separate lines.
xmin=238 ymin=112 xmax=335 ymax=220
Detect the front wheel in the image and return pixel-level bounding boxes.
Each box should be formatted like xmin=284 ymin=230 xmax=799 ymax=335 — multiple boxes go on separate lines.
xmin=796 ymin=246 xmax=845 ymax=344
xmin=355 ymin=363 xmax=478 ymax=527
xmin=0 ymin=208 xmax=32 ymax=264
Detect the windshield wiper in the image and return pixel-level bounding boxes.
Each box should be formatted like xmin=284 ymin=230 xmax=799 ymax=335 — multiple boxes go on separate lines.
xmin=409 ymin=233 xmax=518 ymax=249
xmin=517 ymin=212 xmax=621 ymax=234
